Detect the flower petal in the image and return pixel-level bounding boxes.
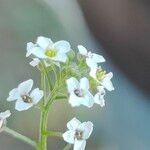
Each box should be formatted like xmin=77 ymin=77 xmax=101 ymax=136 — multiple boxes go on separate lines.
xmin=78 ymin=45 xmax=87 ymax=56
xmin=15 ymin=99 xmax=33 ymax=111
xmin=30 ymin=88 xmax=43 ymax=104
xmin=53 ymin=40 xmax=71 ymax=53
xmin=18 ymin=79 xmax=33 ymax=95
xmin=69 ymin=93 xmax=83 ymax=107
xmin=63 ymin=130 xmax=75 ymax=144
xmin=66 ymin=77 xmax=79 ymax=93
xmin=101 ymin=72 xmax=114 ymax=91
xmin=89 ymin=68 xmax=97 ymax=79
xmin=26 ymin=42 xmax=35 ymax=57
xmin=52 ymin=53 xmax=67 ymax=62
xmin=7 ymin=88 xmax=19 ymax=101
xmin=30 ymin=47 xmax=46 ymax=59
xmin=67 ymin=117 xmax=81 ymax=131
xmin=0 ymin=110 xmax=11 ymax=119
xmin=92 ymin=53 xmax=105 ymax=63
xmin=94 ymin=93 xmax=105 ymax=107
xmin=36 ymin=36 xmax=53 ymax=49
xmin=81 ymin=92 xmax=94 ymax=108
xmin=80 ymin=77 xmax=89 ymax=91
xmin=86 ymin=58 xmax=98 ymax=69
xmin=29 ymin=58 xmax=40 ymax=67
xmin=74 ymin=140 xmax=86 ymax=150
xmin=78 ymin=122 xmax=93 ymax=140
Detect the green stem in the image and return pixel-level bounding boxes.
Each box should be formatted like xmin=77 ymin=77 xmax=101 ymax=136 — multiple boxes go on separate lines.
xmin=41 ymin=62 xmax=53 ymax=91
xmin=38 ymin=108 xmax=49 ymax=150
xmin=4 ymin=127 xmax=37 ymax=148
xmin=55 ymin=95 xmax=67 ymax=101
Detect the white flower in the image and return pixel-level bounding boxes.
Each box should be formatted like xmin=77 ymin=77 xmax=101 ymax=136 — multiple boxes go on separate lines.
xmin=66 ymin=77 xmax=94 ymax=108
xmin=63 ymin=118 xmax=93 ymax=150
xmin=29 ymin=58 xmax=40 ymax=67
xmin=0 ymin=110 xmax=11 ymax=130
xmin=7 ymin=79 xmax=43 ymax=111
xmin=94 ymin=86 xmax=105 ymax=107
xmin=90 ymin=67 xmax=114 ymax=91
xmin=26 ymin=36 xmax=71 ymax=63
xmin=78 ymin=45 xmax=105 ymax=68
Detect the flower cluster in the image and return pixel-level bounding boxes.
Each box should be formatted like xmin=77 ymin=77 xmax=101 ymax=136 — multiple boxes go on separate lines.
xmin=2 ymin=36 xmax=114 ymax=150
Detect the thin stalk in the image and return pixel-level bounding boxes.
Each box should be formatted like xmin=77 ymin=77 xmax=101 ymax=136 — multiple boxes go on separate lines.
xmin=55 ymin=95 xmax=67 ymax=101
xmin=38 ymin=71 xmax=49 ymax=150
xmin=41 ymin=62 xmax=53 ymax=91
xmin=4 ymin=127 xmax=37 ymax=148
xmin=38 ymin=109 xmax=49 ymax=150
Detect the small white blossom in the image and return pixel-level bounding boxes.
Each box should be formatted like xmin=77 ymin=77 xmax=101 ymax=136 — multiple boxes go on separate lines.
xmin=90 ymin=67 xmax=114 ymax=91
xmin=7 ymin=79 xmax=43 ymax=111
xmin=78 ymin=45 xmax=105 ymax=68
xmin=0 ymin=110 xmax=11 ymax=130
xmin=94 ymin=86 xmax=105 ymax=107
xmin=26 ymin=36 xmax=71 ymax=63
xmin=63 ymin=118 xmax=93 ymax=150
xmin=66 ymin=77 xmax=94 ymax=108
xmin=29 ymin=58 xmax=40 ymax=67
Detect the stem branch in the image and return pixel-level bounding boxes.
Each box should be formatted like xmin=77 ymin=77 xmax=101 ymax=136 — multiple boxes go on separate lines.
xmin=4 ymin=127 xmax=37 ymax=148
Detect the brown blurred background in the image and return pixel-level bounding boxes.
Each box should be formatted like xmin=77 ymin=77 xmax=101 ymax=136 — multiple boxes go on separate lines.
xmin=79 ymin=0 xmax=150 ymax=95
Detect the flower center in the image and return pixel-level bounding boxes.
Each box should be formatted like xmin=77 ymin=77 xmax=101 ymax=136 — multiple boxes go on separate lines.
xmin=75 ymin=130 xmax=83 ymax=140
xmin=21 ymin=95 xmax=32 ymax=103
xmin=96 ymin=68 xmax=106 ymax=81
xmin=74 ymin=89 xmax=84 ymax=97
xmin=45 ymin=48 xmax=57 ymax=57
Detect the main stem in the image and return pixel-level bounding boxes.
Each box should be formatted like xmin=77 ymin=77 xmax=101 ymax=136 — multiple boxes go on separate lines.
xmin=38 ymin=108 xmax=49 ymax=150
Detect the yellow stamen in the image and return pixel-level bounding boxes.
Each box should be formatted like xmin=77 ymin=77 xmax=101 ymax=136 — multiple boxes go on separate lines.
xmin=45 ymin=48 xmax=57 ymax=57
xmin=96 ymin=67 xmax=106 ymax=81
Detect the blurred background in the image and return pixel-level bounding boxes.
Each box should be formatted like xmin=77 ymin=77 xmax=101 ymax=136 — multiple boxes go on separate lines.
xmin=0 ymin=0 xmax=150 ymax=149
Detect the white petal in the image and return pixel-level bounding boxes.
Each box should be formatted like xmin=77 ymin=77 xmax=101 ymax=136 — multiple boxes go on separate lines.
xmin=15 ymin=99 xmax=33 ymax=111
xmin=52 ymin=53 xmax=67 ymax=62
xmin=36 ymin=36 xmax=53 ymax=49
xmin=81 ymin=92 xmax=94 ymax=108
xmin=101 ymin=72 xmax=114 ymax=91
xmin=89 ymin=68 xmax=97 ymax=79
xmin=69 ymin=92 xmax=94 ymax=108
xmin=86 ymin=58 xmax=98 ymax=69
xmin=18 ymin=79 xmax=33 ymax=95
xmin=29 ymin=58 xmax=40 ymax=67
xmin=26 ymin=42 xmax=35 ymax=57
xmin=30 ymin=47 xmax=46 ymax=59
xmin=0 ymin=110 xmax=11 ymax=119
xmin=97 ymin=86 xmax=105 ymax=94
xmin=63 ymin=130 xmax=75 ymax=144
xmin=0 ymin=119 xmax=3 ymax=129
xmin=94 ymin=93 xmax=105 ymax=107
xmin=80 ymin=77 xmax=89 ymax=91
xmin=7 ymin=88 xmax=19 ymax=101
xmin=74 ymin=140 xmax=86 ymax=150
xmin=67 ymin=117 xmax=81 ymax=130
xmin=30 ymin=88 xmax=43 ymax=104
xmin=53 ymin=40 xmax=71 ymax=53
xmin=78 ymin=121 xmax=93 ymax=140
xmin=92 ymin=53 xmax=105 ymax=63
xmin=69 ymin=93 xmax=83 ymax=107
xmin=78 ymin=45 xmax=87 ymax=56
xmin=66 ymin=77 xmax=79 ymax=93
